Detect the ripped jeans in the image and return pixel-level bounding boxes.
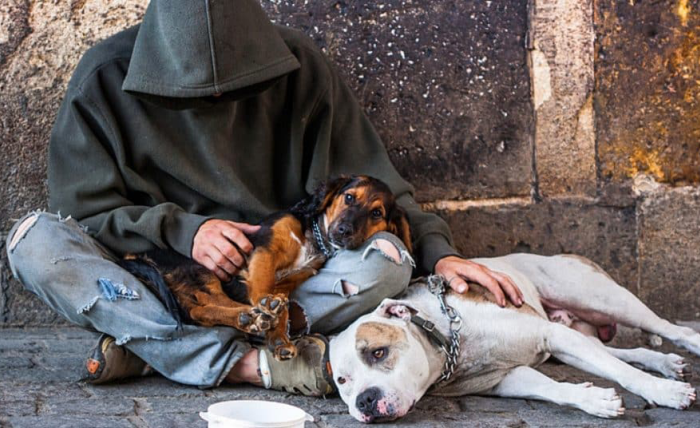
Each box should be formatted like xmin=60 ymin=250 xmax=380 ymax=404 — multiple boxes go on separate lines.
xmin=5 ymin=212 xmax=413 ymax=387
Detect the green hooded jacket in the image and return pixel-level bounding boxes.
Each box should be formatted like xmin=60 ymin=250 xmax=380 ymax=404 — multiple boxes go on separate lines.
xmin=48 ymin=0 xmax=460 ymax=273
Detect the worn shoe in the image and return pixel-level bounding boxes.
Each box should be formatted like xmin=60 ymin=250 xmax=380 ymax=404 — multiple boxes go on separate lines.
xmin=258 ymin=334 xmax=336 ymax=397
xmin=83 ymin=334 xmax=152 ymax=384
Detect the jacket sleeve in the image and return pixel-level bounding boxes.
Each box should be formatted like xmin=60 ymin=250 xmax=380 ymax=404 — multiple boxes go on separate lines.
xmin=306 ymin=60 xmax=461 ymax=273
xmin=48 ymin=87 xmax=210 ymax=257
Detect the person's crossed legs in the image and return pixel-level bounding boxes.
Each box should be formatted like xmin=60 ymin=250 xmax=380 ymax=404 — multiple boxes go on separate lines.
xmin=6 ymin=212 xmax=413 ymax=391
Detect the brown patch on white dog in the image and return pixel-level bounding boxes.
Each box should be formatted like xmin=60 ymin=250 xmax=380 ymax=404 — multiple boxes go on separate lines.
xmin=356 ymin=321 xmax=408 ymax=371
xmin=454 ymin=282 xmax=542 ymax=318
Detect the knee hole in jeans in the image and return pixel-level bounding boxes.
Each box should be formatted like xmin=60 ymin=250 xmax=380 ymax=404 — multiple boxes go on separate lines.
xmin=361 ymin=238 xmax=415 ymax=268
xmin=8 ymin=213 xmax=39 ymax=252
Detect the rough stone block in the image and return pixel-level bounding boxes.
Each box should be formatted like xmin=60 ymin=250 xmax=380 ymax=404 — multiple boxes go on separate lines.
xmin=263 ymin=0 xmax=535 ymax=201
xmin=0 ymin=0 xmax=148 ymax=230
xmin=531 ymin=0 xmax=596 ymax=197
xmin=83 ymin=376 xmax=207 ymax=399
xmin=644 ymin=407 xmax=700 ymax=426
xmin=0 ymin=381 xmax=90 ymax=403
xmin=7 ymin=366 xmax=82 ymax=383
xmin=141 ymin=413 xmax=205 ymax=428
xmin=140 ymin=396 xmax=214 ymax=414
xmin=320 ymin=412 xmax=525 ymax=427
xmin=413 ymin=395 xmax=461 ymax=413
xmin=30 ymin=335 xmax=95 ymax=355
xmin=596 ymin=0 xmax=700 ymax=186
xmin=638 ymin=186 xmax=700 ymax=319
xmin=429 ymin=199 xmax=639 ymax=292
xmin=453 ymin=395 xmax=525 ymax=413
xmin=3 ymin=416 xmax=135 ymax=428
xmin=0 ymin=327 xmax=91 ymax=340
xmin=0 ymin=400 xmax=35 ymax=417
xmin=36 ymin=354 xmax=84 ymax=373
xmin=516 ymin=408 xmax=633 ymax=427
xmin=276 ymin=394 xmax=349 ymax=415
xmin=0 ymin=338 xmax=45 ymax=354
xmin=39 ymin=397 xmax=135 ymax=416
xmin=0 ymin=355 xmax=34 ymax=369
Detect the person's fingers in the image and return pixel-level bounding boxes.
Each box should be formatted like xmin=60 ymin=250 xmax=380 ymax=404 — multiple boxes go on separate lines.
xmin=513 ymin=274 xmax=524 ymax=300
xmin=490 ymin=271 xmax=523 ymax=306
xmin=200 ymin=254 xmax=232 ymax=282
xmin=212 ymin=237 xmax=245 ymax=269
xmin=501 ymin=271 xmax=524 ymax=301
xmin=221 ymin=225 xmax=255 ymax=254
xmin=448 ymin=276 xmax=469 ymax=294
xmin=208 ymin=248 xmax=240 ymax=277
xmin=228 ymin=221 xmax=261 ymax=236
xmin=460 ymin=266 xmax=506 ymax=307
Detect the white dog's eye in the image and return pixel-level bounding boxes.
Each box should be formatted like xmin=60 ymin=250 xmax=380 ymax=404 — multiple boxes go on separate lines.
xmin=337 ymin=376 xmax=347 ymax=385
xmin=362 ymin=347 xmax=389 ymax=365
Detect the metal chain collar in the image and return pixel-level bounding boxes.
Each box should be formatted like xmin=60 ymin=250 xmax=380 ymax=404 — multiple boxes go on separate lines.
xmin=426 ymin=275 xmax=463 ymax=385
xmin=312 ymin=219 xmax=335 ymax=258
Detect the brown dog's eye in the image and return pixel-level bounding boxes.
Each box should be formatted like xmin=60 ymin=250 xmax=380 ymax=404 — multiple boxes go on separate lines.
xmin=337 ymin=377 xmax=347 ymax=385
xmin=345 ymin=193 xmax=355 ymax=204
xmin=371 ymin=209 xmax=383 ymax=219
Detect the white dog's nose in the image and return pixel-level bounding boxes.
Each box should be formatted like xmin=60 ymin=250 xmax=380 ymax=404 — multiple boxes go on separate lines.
xmin=356 ymin=387 xmax=381 ymax=416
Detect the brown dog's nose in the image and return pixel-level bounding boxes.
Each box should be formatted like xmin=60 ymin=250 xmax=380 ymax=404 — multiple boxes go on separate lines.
xmin=337 ymin=223 xmax=353 ymax=238
xmin=356 ymin=387 xmax=381 ymax=415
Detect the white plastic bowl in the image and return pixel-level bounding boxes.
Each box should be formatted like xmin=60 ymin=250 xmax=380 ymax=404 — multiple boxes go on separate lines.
xmin=199 ymin=400 xmax=314 ymax=428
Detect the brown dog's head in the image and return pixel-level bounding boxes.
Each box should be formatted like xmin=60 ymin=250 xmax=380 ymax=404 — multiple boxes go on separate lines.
xmin=310 ymin=175 xmax=412 ymax=252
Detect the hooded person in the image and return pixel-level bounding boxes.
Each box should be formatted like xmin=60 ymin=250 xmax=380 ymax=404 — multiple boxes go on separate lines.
xmin=49 ymin=0 xmax=458 ymax=269
xmin=7 ymin=0 xmax=522 ymax=392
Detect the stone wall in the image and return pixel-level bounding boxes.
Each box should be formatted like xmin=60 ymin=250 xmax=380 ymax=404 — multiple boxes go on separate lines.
xmin=1 ymin=0 xmax=699 ymax=326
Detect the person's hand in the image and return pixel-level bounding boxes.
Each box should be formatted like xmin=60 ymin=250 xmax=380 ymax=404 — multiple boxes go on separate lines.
xmin=192 ymin=219 xmax=260 ymax=281
xmin=434 ymin=256 xmax=523 ymax=307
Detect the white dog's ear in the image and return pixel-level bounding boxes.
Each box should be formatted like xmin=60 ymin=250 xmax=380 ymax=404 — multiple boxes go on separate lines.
xmin=374 ymin=298 xmax=418 ymax=321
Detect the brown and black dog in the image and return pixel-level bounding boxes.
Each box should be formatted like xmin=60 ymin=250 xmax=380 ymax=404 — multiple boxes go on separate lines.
xmin=119 ymin=175 xmax=412 ymax=360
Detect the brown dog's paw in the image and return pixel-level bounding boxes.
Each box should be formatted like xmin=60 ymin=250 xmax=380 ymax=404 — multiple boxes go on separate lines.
xmin=237 ymin=309 xmax=275 ymax=335
xmin=271 ymin=339 xmax=297 ymax=361
xmin=257 ymin=294 xmax=288 ymax=317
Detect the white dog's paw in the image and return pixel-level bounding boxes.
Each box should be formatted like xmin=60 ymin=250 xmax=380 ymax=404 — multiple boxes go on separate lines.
xmin=576 ymin=383 xmax=625 ymax=418
xmin=635 ymin=350 xmax=692 ymax=380
xmin=674 ymin=326 xmax=700 ymax=357
xmin=645 ymin=379 xmax=697 ymax=410
xmin=656 ymin=353 xmax=691 ymax=381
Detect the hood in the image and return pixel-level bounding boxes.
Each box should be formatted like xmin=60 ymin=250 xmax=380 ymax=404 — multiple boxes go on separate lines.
xmin=122 ymin=0 xmax=300 ymax=103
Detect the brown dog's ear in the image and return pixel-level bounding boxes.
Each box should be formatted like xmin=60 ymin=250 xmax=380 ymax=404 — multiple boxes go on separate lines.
xmin=315 ymin=175 xmax=356 ymax=214
xmin=291 ymin=175 xmax=357 ymax=218
xmin=388 ymin=205 xmax=412 ymax=254
xmin=291 ymin=175 xmax=358 ymax=219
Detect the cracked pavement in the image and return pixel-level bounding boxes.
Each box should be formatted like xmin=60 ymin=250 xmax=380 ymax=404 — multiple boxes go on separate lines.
xmin=1 ymin=327 xmax=699 ymax=427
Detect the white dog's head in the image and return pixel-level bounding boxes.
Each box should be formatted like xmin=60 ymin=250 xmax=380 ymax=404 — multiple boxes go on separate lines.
xmin=330 ymin=298 xmax=440 ymax=423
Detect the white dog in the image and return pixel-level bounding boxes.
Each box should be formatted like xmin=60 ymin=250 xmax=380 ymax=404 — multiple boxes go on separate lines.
xmin=330 ymin=254 xmax=699 ymax=423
